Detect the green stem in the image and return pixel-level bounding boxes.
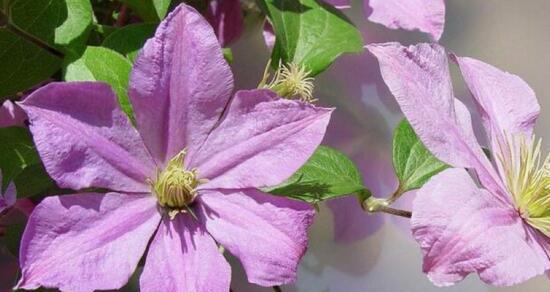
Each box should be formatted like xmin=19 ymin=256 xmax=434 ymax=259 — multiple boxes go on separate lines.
xmin=386 ymin=185 xmax=405 ymax=205
xmin=362 ymin=196 xmax=412 ymax=218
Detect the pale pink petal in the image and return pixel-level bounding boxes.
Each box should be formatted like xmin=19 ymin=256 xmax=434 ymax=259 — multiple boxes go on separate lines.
xmin=191 ymin=90 xmax=332 ymax=189
xmin=0 ymin=100 xmax=27 ymax=127
xmin=262 ymin=21 xmax=275 ymax=50
xmin=365 ymin=0 xmax=445 ymax=41
xmin=17 ymin=192 xmax=161 ymax=292
xmin=453 ymin=56 xmax=540 ymax=155
xmin=367 ymin=42 xmax=508 ymax=202
xmin=324 ymin=0 xmax=350 ymax=9
xmin=19 ymin=82 xmax=156 ymax=193
xmin=140 ymin=215 xmax=231 ymax=292
xmin=129 ymin=4 xmax=233 ymax=166
xmin=412 ymin=168 xmax=550 ymax=286
xmin=198 ymin=189 xmax=314 ymax=286
xmin=205 ymin=0 xmax=244 ymax=46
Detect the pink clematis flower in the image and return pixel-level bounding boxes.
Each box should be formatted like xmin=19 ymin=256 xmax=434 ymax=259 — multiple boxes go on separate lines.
xmin=16 ymin=4 xmax=332 ymax=292
xmin=368 ymin=42 xmax=550 ymax=286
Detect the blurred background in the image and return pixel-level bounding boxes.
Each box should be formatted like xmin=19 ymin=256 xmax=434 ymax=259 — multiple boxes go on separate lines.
xmin=1 ymin=0 xmax=549 ymax=291
xmin=228 ymin=0 xmax=550 ymax=291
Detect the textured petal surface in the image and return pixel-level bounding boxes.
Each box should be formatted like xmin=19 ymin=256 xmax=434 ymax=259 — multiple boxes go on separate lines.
xmin=19 ymin=82 xmax=155 ymax=192
xmin=0 ymin=100 xmax=27 ymax=127
xmin=205 ymin=0 xmax=244 ymax=46
xmin=412 ymin=168 xmax=550 ymax=286
xmin=192 ymin=89 xmax=332 ymax=189
xmin=454 ymin=56 xmax=540 ymax=154
xmin=140 ymin=215 xmax=231 ymax=292
xmin=129 ymin=4 xmax=233 ymax=166
xmin=17 ymin=192 xmax=161 ymax=292
xmin=368 ymin=42 xmax=508 ymax=202
xmin=198 ymin=189 xmax=314 ymax=286
xmin=365 ymin=0 xmax=445 ymax=41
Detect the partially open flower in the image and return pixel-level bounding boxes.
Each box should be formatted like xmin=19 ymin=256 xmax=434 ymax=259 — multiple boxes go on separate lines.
xmin=369 ymin=42 xmax=550 ymax=286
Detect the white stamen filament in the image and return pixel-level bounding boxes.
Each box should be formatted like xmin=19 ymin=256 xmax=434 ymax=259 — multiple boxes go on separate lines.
xmin=259 ymin=61 xmax=317 ymax=103
xmin=497 ymin=134 xmax=550 ymax=236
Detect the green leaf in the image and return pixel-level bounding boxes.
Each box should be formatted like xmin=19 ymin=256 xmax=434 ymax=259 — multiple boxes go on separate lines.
xmin=14 ymin=163 xmax=56 ymax=198
xmin=0 ymin=127 xmax=40 ymax=188
xmin=0 ymin=28 xmax=61 ymax=100
xmin=4 ymin=221 xmax=25 ymax=256
xmin=392 ymin=119 xmax=449 ymax=192
xmin=7 ymin=0 xmax=93 ymax=53
xmin=259 ymin=0 xmax=363 ymax=75
xmin=121 ymin=0 xmax=171 ymax=22
xmin=0 ymin=127 xmax=56 ymax=198
xmin=265 ymin=146 xmax=365 ymax=204
xmin=102 ymin=23 xmax=156 ymax=62
xmin=0 ymin=0 xmax=93 ymax=99
xmin=64 ymin=46 xmax=134 ymax=122
xmin=223 ymin=48 xmax=233 ymax=64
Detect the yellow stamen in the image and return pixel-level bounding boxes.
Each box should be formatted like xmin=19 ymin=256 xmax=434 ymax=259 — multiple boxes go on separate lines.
xmin=259 ymin=61 xmax=317 ymax=103
xmin=497 ymin=134 xmax=550 ymax=236
xmin=151 ymin=149 xmax=205 ymax=212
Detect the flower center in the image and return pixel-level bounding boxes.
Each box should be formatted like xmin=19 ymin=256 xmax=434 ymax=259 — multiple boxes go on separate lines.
xmin=151 ymin=149 xmax=203 ymax=210
xmin=259 ymin=62 xmax=316 ymax=103
xmin=497 ymin=135 xmax=550 ymax=236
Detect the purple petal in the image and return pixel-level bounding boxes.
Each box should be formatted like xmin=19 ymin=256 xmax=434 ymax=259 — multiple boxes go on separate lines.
xmin=17 ymin=192 xmax=161 ymax=292
xmin=365 ymin=0 xmax=445 ymax=41
xmin=324 ymin=0 xmax=351 ymax=9
xmin=454 ymin=56 xmax=540 ymax=156
xmin=198 ymin=189 xmax=314 ymax=286
xmin=262 ymin=22 xmax=275 ymax=50
xmin=367 ymin=42 xmax=508 ymax=202
xmin=0 ymin=170 xmax=16 ymax=213
xmin=129 ymin=3 xmax=233 ymax=166
xmin=0 ymin=100 xmax=27 ymax=127
xmin=412 ymin=168 xmax=550 ymax=286
xmin=205 ymin=0 xmax=244 ymax=46
xmin=0 ymin=182 xmax=16 ymax=214
xmin=191 ymin=89 xmax=332 ymax=189
xmin=19 ymin=82 xmax=156 ymax=192
xmin=140 ymin=215 xmax=231 ymax=292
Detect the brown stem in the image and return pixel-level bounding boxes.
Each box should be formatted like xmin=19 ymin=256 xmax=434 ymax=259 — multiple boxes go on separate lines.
xmin=375 ymin=205 xmax=412 ymax=218
xmin=273 ymin=286 xmax=282 ymax=292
